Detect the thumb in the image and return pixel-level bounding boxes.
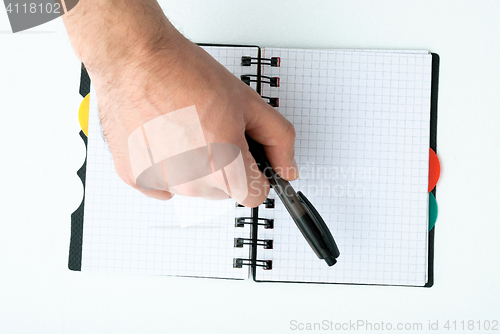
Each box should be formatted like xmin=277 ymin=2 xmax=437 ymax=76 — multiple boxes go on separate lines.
xmin=245 ymin=101 xmax=298 ymax=181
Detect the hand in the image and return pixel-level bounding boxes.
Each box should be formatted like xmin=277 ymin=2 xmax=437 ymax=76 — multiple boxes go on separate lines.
xmin=63 ymin=0 xmax=298 ymax=207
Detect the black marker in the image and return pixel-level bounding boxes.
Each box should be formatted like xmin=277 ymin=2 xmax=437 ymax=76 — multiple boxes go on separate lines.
xmin=246 ymin=134 xmax=340 ymax=266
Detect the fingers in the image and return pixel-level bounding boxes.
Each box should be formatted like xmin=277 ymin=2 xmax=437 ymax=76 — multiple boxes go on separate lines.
xmin=245 ymin=100 xmax=298 ymax=181
xmin=169 ymin=175 xmax=231 ymax=201
xmin=134 ymin=147 xmax=268 ymax=207
xmin=113 ymin=156 xmax=175 ymax=201
xmin=137 ymin=188 xmax=174 ymax=200
xmin=233 ymin=135 xmax=271 ymax=208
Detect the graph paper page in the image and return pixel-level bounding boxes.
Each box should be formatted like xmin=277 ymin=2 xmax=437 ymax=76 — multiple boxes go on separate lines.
xmin=257 ymin=49 xmax=432 ymax=285
xmin=80 ymin=46 xmax=259 ymax=279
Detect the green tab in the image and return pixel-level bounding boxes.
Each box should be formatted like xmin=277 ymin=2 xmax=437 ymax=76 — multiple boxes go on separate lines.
xmin=429 ymin=192 xmax=438 ymax=231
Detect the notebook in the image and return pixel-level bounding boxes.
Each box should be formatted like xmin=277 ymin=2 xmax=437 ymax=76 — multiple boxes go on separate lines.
xmin=69 ymin=44 xmax=439 ymax=287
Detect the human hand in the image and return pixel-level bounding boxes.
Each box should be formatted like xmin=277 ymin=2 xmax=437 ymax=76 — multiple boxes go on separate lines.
xmin=63 ymin=0 xmax=297 ymax=207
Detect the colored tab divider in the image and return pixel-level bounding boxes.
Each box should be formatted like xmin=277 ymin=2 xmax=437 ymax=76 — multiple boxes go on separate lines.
xmin=428 ymin=148 xmax=440 ymax=231
xmin=78 ymin=93 xmax=90 ymax=136
xmin=428 ymin=148 xmax=440 ymax=192
xmin=429 ymin=192 xmax=438 ymax=231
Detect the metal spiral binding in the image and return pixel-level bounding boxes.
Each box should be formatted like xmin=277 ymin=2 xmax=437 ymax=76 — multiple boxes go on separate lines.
xmin=240 ymin=55 xmax=280 ymax=108
xmin=241 ymin=74 xmax=280 ymax=87
xmin=241 ymin=56 xmax=280 ymax=67
xmin=261 ymin=96 xmax=279 ymax=107
xmin=233 ymin=53 xmax=280 ymax=271
xmin=235 ymin=217 xmax=274 ymax=229
xmin=233 ymin=197 xmax=275 ymax=270
xmin=234 ymin=238 xmax=273 ymax=249
xmin=233 ymin=258 xmax=272 ymax=270
xmin=235 ymin=198 xmax=274 ymax=208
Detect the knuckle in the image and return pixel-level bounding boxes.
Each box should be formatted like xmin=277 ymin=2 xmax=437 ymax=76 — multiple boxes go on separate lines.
xmin=283 ymin=120 xmax=296 ymax=142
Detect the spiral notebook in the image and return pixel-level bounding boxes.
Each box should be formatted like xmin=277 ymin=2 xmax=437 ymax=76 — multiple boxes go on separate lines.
xmin=69 ymin=44 xmax=439 ymax=287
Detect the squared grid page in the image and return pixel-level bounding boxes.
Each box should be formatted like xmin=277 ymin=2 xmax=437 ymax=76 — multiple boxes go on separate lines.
xmin=81 ymin=46 xmax=259 ymax=279
xmin=257 ymin=49 xmax=432 ymax=285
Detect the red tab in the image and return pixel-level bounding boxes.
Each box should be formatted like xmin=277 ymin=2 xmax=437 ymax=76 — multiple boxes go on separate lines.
xmin=428 ymin=148 xmax=440 ymax=192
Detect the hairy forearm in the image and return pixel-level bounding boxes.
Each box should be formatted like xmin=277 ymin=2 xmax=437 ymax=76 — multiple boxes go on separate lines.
xmin=62 ymin=0 xmax=181 ymax=75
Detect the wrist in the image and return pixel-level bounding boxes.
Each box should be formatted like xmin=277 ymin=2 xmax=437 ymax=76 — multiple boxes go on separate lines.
xmin=63 ymin=0 xmax=182 ymax=77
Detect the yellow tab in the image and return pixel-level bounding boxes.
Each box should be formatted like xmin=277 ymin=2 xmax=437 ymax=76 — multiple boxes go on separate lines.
xmin=78 ymin=94 xmax=90 ymax=136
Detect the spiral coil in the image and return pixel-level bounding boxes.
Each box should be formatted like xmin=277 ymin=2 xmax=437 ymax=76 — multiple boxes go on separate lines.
xmin=232 ymin=53 xmax=281 ymax=271
xmin=240 ymin=55 xmax=280 ymax=108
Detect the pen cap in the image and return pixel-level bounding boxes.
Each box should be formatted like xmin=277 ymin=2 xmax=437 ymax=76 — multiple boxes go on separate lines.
xmin=297 ymin=191 xmax=340 ymax=263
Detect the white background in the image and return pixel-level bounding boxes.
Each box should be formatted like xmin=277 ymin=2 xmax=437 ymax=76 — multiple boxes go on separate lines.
xmin=1 ymin=1 xmax=499 ymax=333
